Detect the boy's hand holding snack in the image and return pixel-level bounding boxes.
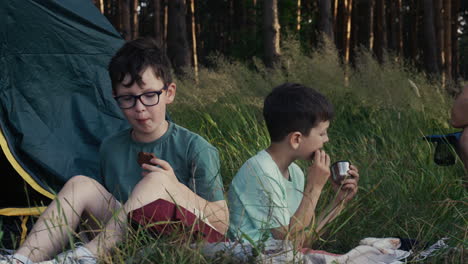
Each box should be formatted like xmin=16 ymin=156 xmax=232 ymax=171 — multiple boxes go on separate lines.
xmin=141 ymin=155 xmax=179 ymax=184
xmin=307 ymin=149 xmax=331 ymax=189
xmin=137 ymin=152 xmax=157 ymax=166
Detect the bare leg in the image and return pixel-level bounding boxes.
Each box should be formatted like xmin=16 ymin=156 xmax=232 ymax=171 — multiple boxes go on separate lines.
xmin=16 ymin=176 xmax=119 ymax=262
xmin=84 ymin=172 xmax=223 ymax=257
xmin=458 ymin=128 xmax=468 ymax=172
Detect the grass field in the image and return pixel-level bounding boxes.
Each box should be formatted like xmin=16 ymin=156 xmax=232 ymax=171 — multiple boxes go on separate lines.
xmin=2 ymin=40 xmax=466 ymax=263
xmin=164 ymin=40 xmax=466 ymax=263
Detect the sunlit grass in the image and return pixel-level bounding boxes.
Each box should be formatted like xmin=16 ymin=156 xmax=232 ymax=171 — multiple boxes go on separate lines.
xmin=170 ymin=38 xmax=466 ymax=263
xmin=1 ymin=37 xmax=465 ymax=263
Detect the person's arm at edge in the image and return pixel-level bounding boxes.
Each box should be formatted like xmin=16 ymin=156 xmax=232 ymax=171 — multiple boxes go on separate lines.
xmin=451 ymin=85 xmax=468 ymax=128
xmin=270 ymin=150 xmax=331 ymax=248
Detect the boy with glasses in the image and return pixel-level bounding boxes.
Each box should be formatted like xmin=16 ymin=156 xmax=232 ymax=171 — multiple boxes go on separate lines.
xmin=2 ymin=38 xmax=228 ymax=264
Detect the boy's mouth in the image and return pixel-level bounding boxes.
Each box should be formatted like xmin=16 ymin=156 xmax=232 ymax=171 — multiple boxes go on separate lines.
xmin=136 ymin=118 xmax=150 ymax=124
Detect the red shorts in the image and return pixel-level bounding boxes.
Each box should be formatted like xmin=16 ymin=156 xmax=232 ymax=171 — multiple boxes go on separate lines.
xmin=129 ymin=199 xmax=227 ymax=243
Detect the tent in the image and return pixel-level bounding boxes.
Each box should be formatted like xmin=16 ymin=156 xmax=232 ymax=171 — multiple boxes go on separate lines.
xmin=0 ymin=0 xmax=129 ymax=246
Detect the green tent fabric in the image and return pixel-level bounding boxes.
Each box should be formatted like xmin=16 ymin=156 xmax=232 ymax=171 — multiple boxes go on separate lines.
xmin=0 ymin=0 xmax=129 ymax=210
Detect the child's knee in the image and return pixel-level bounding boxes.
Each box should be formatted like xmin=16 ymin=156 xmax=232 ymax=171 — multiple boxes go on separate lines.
xmin=129 ymin=173 xmax=175 ymax=201
xmin=144 ymin=172 xmax=174 ymax=187
xmin=65 ymin=175 xmax=99 ymax=186
xmin=63 ymin=175 xmax=103 ymax=193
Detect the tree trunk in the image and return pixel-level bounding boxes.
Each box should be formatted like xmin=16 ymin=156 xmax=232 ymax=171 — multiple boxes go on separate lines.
xmin=350 ymin=0 xmax=359 ymax=60
xmin=189 ymin=0 xmax=198 ymax=81
xmin=296 ymin=0 xmax=301 ymax=32
xmin=120 ymin=0 xmax=131 ymax=40
xmin=423 ymin=0 xmax=439 ymax=74
xmin=263 ymin=0 xmax=281 ymax=67
xmin=333 ymin=0 xmax=339 ymax=37
xmin=433 ymin=0 xmax=444 ymax=70
xmin=409 ymin=0 xmax=419 ymax=61
xmin=93 ymin=0 xmax=104 ymax=13
xmin=344 ymin=0 xmax=353 ymax=64
xmin=451 ymin=0 xmax=460 ymax=82
xmin=103 ymin=0 xmax=109 ymax=17
xmin=375 ymin=0 xmax=387 ymax=62
xmin=167 ymin=0 xmax=191 ymax=74
xmin=443 ymin=0 xmax=452 ymax=82
xmin=369 ymin=0 xmax=374 ymax=50
xmin=318 ymin=0 xmax=334 ymax=42
xmin=227 ymin=0 xmax=234 ymax=51
xmin=132 ymin=0 xmax=139 ymax=39
xmin=164 ymin=0 xmax=168 ymax=48
xmin=153 ymin=0 xmax=163 ymax=47
xmin=390 ymin=0 xmax=403 ymax=58
xmin=334 ymin=0 xmax=344 ymax=52
xmin=252 ymin=0 xmax=258 ymax=42
xmin=109 ymin=0 xmax=119 ymax=32
xmin=397 ymin=0 xmax=403 ymax=57
xmin=233 ymin=0 xmax=247 ymax=49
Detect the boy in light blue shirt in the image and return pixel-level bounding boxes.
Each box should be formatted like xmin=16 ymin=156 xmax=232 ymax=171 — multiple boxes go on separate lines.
xmin=228 ymin=83 xmax=360 ymax=248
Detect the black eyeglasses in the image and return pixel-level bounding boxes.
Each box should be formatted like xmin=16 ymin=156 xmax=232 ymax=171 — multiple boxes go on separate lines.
xmin=114 ymin=85 xmax=168 ymax=109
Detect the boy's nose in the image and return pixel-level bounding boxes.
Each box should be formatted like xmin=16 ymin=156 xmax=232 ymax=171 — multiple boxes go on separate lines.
xmin=134 ymin=98 xmax=146 ymax=111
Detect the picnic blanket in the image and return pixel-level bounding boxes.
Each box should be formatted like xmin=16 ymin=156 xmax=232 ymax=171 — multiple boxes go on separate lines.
xmin=129 ymin=200 xmax=449 ymax=263
xmin=200 ymin=237 xmax=450 ymax=263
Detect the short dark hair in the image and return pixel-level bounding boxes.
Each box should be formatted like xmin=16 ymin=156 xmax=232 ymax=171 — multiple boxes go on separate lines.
xmin=263 ymin=83 xmax=334 ymax=142
xmin=108 ymin=38 xmax=172 ymax=90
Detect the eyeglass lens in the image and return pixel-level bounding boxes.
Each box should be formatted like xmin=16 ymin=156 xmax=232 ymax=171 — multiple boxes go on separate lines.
xmin=116 ymin=91 xmax=161 ymax=109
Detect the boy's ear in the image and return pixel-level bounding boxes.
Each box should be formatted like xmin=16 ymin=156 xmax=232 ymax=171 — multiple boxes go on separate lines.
xmin=165 ymin=83 xmax=176 ymax=104
xmin=289 ymin=132 xmax=302 ymax=150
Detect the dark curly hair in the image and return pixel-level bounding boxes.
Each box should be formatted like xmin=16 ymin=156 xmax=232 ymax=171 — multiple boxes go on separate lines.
xmin=108 ymin=38 xmax=172 ymax=90
xmin=263 ymin=83 xmax=334 ymax=142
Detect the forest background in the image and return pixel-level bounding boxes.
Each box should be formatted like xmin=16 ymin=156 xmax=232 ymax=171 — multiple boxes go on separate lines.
xmin=94 ymin=0 xmax=468 ymax=88
xmin=58 ymin=0 xmax=468 ymax=263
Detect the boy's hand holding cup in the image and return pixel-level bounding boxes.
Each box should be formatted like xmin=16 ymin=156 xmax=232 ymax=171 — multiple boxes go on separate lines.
xmin=331 ymin=161 xmax=352 ymax=184
xmin=330 ymin=160 xmax=359 ymax=202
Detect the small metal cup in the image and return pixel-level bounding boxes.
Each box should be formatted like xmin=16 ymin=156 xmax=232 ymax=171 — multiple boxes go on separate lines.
xmin=331 ymin=161 xmax=351 ymax=184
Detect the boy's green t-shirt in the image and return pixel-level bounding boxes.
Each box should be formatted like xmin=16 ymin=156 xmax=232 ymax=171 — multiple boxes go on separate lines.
xmin=227 ymin=150 xmax=305 ymax=242
xmin=99 ymin=122 xmax=224 ymax=203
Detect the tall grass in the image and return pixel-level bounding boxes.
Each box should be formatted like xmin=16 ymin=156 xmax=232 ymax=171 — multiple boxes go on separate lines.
xmin=168 ymin=38 xmax=466 ymax=263
xmin=3 ymin=38 xmax=464 ymax=263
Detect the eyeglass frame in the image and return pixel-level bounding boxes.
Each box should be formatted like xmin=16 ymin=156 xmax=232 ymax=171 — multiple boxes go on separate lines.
xmin=113 ymin=84 xmax=168 ymax=109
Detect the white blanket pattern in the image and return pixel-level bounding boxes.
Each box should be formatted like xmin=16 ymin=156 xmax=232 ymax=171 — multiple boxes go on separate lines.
xmin=200 ymin=237 xmax=411 ymax=263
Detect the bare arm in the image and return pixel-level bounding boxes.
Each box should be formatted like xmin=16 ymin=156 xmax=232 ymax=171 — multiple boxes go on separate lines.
xmin=270 ymin=150 xmax=330 ymax=248
xmin=315 ymin=165 xmax=359 ymax=233
xmin=271 ymin=162 xmax=359 ymax=248
xmin=205 ymin=200 xmax=229 ymax=234
xmin=451 ymin=85 xmax=468 ymax=128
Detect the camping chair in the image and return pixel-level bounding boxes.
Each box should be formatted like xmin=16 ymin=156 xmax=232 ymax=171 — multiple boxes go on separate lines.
xmin=423 ymin=132 xmax=462 ymax=166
